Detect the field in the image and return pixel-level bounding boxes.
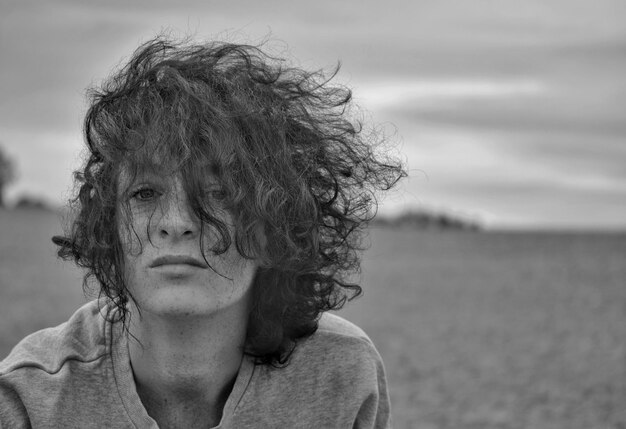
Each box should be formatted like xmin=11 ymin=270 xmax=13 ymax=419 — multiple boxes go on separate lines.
xmin=1 ymin=208 xmax=625 ymax=428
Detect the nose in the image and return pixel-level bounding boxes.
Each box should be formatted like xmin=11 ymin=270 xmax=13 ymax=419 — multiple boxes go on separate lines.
xmin=155 ymin=188 xmax=200 ymax=241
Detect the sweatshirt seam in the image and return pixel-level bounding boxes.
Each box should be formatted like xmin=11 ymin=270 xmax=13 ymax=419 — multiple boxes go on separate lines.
xmin=232 ymin=358 xmax=256 ymax=412
xmin=0 ymin=353 xmax=109 ymax=377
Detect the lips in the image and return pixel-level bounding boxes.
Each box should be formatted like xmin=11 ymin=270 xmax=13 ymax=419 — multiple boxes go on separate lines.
xmin=149 ymin=255 xmax=208 ymax=268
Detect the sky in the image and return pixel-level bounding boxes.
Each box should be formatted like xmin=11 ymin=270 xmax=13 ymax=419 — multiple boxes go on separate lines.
xmin=1 ymin=0 xmax=625 ymax=230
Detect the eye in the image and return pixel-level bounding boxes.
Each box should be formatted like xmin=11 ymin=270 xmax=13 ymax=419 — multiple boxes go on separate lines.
xmin=204 ymin=186 xmax=226 ymax=201
xmin=130 ymin=186 xmax=159 ymax=202
xmin=209 ymin=189 xmax=226 ymax=201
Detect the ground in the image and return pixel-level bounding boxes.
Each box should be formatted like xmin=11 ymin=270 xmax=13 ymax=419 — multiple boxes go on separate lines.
xmin=1 ymin=208 xmax=625 ymax=428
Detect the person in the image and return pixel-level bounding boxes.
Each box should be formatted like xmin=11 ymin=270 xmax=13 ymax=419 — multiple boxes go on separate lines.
xmin=0 ymin=36 xmax=405 ymax=428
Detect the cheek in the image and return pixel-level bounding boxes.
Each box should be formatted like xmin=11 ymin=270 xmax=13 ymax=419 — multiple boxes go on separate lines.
xmin=224 ymin=244 xmax=260 ymax=281
xmin=117 ymin=217 xmax=146 ymax=261
xmin=117 ymin=203 xmax=154 ymax=251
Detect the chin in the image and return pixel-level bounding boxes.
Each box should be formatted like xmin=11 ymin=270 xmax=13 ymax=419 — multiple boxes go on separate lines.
xmin=131 ymin=282 xmax=251 ymax=320
xmin=150 ymin=294 xmax=213 ymax=317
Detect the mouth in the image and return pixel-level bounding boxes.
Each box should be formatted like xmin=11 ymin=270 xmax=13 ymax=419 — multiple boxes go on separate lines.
xmin=149 ymin=255 xmax=209 ymax=269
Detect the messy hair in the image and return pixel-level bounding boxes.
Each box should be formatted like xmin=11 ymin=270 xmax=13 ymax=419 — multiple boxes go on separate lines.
xmin=53 ymin=36 xmax=405 ymax=365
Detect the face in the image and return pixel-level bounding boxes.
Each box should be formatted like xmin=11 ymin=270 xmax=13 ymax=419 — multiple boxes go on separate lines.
xmin=117 ymin=170 xmax=258 ymax=319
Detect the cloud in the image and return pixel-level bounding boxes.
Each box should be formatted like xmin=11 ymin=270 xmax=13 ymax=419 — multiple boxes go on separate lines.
xmin=374 ymin=119 xmax=626 ymax=228
xmin=1 ymin=0 xmax=625 ymax=229
xmin=357 ymin=78 xmax=547 ymax=110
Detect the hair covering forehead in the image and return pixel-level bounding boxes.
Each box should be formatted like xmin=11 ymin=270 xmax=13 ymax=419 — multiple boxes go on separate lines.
xmin=118 ymin=140 xmax=225 ymax=188
xmin=112 ymin=100 xmax=238 ymax=182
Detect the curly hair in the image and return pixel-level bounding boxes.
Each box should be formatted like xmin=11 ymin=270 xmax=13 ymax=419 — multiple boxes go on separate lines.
xmin=53 ymin=36 xmax=405 ymax=366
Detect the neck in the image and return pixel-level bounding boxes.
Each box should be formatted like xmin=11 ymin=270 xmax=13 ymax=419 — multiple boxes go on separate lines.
xmin=127 ymin=300 xmax=250 ymax=427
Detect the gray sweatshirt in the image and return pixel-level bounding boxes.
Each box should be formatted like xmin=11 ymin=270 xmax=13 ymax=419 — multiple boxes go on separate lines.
xmin=0 ymin=301 xmax=391 ymax=428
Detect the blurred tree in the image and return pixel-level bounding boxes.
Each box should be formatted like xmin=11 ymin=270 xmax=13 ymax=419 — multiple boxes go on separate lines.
xmin=0 ymin=145 xmax=16 ymax=207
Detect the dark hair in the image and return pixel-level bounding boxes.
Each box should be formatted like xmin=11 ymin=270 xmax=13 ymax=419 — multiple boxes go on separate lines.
xmin=53 ymin=36 xmax=405 ymax=365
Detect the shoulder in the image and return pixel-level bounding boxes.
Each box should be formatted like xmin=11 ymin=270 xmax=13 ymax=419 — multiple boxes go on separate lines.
xmin=0 ymin=301 xmax=130 ymax=427
xmin=261 ymin=312 xmax=386 ymax=390
xmin=257 ymin=312 xmax=384 ymax=381
xmin=240 ymin=313 xmax=391 ymax=427
xmin=317 ymin=311 xmax=371 ymax=342
xmin=303 ymin=312 xmax=381 ymax=363
xmin=295 ymin=312 xmax=384 ymax=377
xmin=0 ymin=300 xmax=108 ymax=377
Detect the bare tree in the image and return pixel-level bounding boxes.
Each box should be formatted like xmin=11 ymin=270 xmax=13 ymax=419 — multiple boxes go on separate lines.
xmin=0 ymin=145 xmax=16 ymax=207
